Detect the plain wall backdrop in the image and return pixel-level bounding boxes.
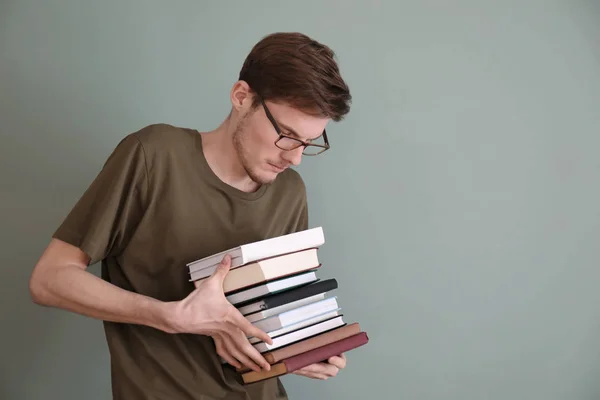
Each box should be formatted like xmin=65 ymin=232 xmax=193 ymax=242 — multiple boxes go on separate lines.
xmin=2 ymin=1 xmax=600 ymax=399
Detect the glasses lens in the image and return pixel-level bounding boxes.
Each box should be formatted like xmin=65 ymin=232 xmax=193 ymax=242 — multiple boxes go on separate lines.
xmin=276 ymin=135 xmax=328 ymax=155
xmin=276 ymin=136 xmax=303 ymax=150
xmin=302 ymin=146 xmax=327 ymax=155
xmin=302 ymin=134 xmax=327 ymax=155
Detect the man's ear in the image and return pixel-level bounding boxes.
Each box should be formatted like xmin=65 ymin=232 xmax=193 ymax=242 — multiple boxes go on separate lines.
xmin=230 ymin=80 xmax=253 ymax=111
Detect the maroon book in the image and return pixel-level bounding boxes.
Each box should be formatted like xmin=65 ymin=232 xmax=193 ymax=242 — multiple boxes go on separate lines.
xmin=284 ymin=331 xmax=369 ymax=371
xmin=242 ymin=331 xmax=369 ymax=384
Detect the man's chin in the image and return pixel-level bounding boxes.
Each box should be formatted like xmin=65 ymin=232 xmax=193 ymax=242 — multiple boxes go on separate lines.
xmin=258 ymin=174 xmax=277 ymax=185
xmin=248 ymin=169 xmax=278 ymax=185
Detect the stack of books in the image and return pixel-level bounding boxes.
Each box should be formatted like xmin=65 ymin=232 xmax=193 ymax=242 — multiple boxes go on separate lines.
xmin=187 ymin=227 xmax=369 ymax=384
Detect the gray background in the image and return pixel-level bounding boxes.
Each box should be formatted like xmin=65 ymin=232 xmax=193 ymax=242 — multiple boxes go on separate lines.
xmin=2 ymin=1 xmax=600 ymax=399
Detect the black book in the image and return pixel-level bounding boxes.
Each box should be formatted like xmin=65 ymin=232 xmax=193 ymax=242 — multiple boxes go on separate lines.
xmin=237 ymin=278 xmax=338 ymax=316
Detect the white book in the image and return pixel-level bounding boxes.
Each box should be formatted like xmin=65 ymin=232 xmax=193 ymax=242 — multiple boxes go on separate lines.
xmin=253 ymin=315 xmax=346 ymax=353
xmin=187 ymin=227 xmax=324 ymax=274
xmin=244 ymin=293 xmax=326 ymax=321
xmin=226 ymin=272 xmax=317 ymax=305
xmin=249 ymin=309 xmax=342 ymax=344
xmin=252 ymin=297 xmax=339 ymax=333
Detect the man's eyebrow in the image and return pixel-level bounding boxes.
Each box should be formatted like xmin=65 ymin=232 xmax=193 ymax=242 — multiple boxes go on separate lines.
xmin=278 ymin=121 xmax=301 ymax=137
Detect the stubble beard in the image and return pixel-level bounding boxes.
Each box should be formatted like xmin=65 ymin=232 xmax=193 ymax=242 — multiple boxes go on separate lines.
xmin=232 ymin=117 xmax=274 ymax=186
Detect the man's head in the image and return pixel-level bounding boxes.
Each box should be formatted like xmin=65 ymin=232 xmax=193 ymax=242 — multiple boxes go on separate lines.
xmin=228 ymin=32 xmax=351 ymax=185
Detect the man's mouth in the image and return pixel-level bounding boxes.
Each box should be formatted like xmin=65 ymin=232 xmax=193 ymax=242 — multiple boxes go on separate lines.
xmin=268 ymin=163 xmax=286 ymax=172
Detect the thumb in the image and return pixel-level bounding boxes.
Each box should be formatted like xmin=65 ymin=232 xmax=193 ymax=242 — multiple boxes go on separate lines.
xmin=209 ymin=254 xmax=231 ymax=284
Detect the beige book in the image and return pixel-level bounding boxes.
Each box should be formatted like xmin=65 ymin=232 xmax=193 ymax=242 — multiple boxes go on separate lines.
xmin=193 ymin=248 xmax=319 ymax=293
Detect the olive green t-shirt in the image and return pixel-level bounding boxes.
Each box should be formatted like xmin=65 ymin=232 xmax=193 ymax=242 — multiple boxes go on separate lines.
xmin=52 ymin=123 xmax=309 ymax=399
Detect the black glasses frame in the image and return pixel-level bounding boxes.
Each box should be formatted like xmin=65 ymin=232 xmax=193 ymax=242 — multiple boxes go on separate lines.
xmin=260 ymin=98 xmax=330 ymax=156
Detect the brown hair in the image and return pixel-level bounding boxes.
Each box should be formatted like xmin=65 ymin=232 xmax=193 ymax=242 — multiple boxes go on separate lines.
xmin=238 ymin=32 xmax=351 ymax=122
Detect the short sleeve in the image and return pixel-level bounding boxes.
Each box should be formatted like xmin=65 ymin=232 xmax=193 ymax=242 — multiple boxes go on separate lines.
xmin=297 ymin=199 xmax=309 ymax=231
xmin=294 ymin=178 xmax=309 ymax=232
xmin=52 ymin=133 xmax=148 ymax=265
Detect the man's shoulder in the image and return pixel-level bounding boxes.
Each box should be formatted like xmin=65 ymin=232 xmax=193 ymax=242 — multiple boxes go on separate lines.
xmin=128 ymin=123 xmax=197 ymax=152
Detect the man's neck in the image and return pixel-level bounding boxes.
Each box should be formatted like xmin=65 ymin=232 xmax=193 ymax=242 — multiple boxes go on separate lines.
xmin=199 ymin=120 xmax=261 ymax=193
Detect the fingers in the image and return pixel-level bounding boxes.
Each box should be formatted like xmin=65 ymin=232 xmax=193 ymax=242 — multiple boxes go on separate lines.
xmin=219 ymin=326 xmax=271 ymax=372
xmin=296 ymin=362 xmax=339 ymax=378
xmin=327 ymin=354 xmax=347 ymax=369
xmin=221 ymin=332 xmax=264 ymax=373
xmin=218 ymin=320 xmax=271 ymax=371
xmin=214 ymin=335 xmax=241 ymax=369
xmin=293 ymin=369 xmax=330 ymax=380
xmin=229 ymin=324 xmax=272 ymax=371
xmin=213 ymin=326 xmax=271 ymax=372
xmin=231 ymin=310 xmax=273 ymax=345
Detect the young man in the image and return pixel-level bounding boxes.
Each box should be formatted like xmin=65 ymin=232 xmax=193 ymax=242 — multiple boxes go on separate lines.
xmin=29 ymin=32 xmax=352 ymax=399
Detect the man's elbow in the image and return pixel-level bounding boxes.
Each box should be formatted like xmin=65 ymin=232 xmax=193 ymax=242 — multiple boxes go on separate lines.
xmin=29 ymin=238 xmax=88 ymax=306
xmin=29 ymin=268 xmax=52 ymax=306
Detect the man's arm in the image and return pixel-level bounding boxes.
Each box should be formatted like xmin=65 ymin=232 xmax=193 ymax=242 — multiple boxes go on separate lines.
xmin=29 ymin=238 xmax=175 ymax=332
xmin=29 ymin=238 xmax=273 ymax=372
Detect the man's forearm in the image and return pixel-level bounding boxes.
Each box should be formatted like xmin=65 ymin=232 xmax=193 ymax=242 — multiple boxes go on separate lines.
xmin=31 ymin=265 xmax=177 ymax=333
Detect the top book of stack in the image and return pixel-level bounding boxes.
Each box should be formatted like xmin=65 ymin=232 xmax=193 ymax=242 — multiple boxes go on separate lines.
xmin=187 ymin=227 xmax=325 ymax=281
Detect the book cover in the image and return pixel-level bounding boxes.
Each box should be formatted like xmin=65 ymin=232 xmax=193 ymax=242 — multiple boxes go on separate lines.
xmin=241 ymin=331 xmax=369 ymax=384
xmin=236 ymin=322 xmax=361 ymax=373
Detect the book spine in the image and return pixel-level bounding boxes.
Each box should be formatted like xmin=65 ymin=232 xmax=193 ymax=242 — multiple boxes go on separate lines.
xmin=283 ymin=332 xmax=369 ymax=373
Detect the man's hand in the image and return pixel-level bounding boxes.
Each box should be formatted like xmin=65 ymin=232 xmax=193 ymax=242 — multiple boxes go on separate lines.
xmin=292 ymin=354 xmax=347 ymax=380
xmin=169 ymin=255 xmax=273 ymax=373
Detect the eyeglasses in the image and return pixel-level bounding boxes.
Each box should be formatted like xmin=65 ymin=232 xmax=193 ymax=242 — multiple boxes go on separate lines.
xmin=260 ymin=98 xmax=330 ymax=156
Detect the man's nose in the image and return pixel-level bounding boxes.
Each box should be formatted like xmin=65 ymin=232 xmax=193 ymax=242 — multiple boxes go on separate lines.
xmin=282 ymin=146 xmax=304 ymax=166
